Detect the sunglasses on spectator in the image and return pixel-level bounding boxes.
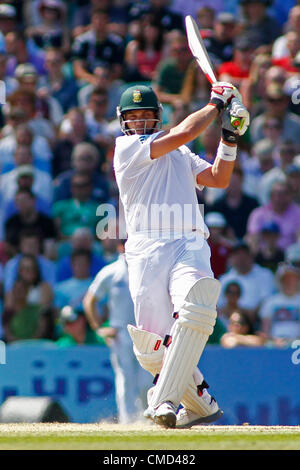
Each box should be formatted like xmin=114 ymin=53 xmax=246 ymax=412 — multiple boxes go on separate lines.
xmin=266 ymin=97 xmax=286 ymax=103
xmin=72 ymin=181 xmax=91 ymax=188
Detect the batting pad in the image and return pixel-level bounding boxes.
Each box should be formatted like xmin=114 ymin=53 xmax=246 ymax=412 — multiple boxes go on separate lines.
xmin=127 ymin=325 xmax=164 ymax=376
xmin=149 ymin=277 xmax=221 ymax=410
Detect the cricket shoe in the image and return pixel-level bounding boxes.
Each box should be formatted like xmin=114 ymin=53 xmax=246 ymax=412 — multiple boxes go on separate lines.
xmin=153 ymin=401 xmax=177 ymax=428
xmin=176 ymin=390 xmax=223 ymax=429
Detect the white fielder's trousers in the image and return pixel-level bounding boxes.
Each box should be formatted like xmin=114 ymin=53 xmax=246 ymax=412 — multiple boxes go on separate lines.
xmin=110 ymin=328 xmax=152 ymax=423
xmin=125 ymin=233 xmax=213 ymax=338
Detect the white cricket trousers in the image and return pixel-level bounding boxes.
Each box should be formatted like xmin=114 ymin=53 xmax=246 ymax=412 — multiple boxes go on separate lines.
xmin=125 ymin=233 xmax=213 ymax=338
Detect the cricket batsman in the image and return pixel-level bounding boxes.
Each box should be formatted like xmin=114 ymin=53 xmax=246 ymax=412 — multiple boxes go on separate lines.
xmin=113 ymin=82 xmax=250 ymax=428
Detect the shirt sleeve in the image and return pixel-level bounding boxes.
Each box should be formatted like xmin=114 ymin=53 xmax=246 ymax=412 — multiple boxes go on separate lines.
xmin=180 ymin=146 xmax=212 ymax=190
xmin=88 ymin=266 xmax=112 ymax=301
xmin=113 ymin=132 xmax=162 ymax=179
xmin=258 ymin=297 xmax=273 ymax=320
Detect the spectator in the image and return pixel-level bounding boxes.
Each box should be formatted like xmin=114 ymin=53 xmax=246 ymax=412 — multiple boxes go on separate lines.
xmin=71 ymin=7 xmax=125 ymax=84
xmin=285 ymin=164 xmax=300 ymax=204
xmin=13 ymin=62 xmax=64 ymax=129
xmin=53 ymin=141 xmax=110 ymax=204
xmin=56 ymin=227 xmax=107 ymax=282
xmin=25 ymin=0 xmax=70 ymax=53
xmin=6 ymin=88 xmax=56 ymax=143
xmin=208 ymin=167 xmax=259 ymax=239
xmin=0 ymin=145 xmax=53 ymax=205
xmin=53 ymin=173 xmax=100 ymax=239
xmin=241 ymin=138 xmax=276 ymax=202
xmin=240 ymin=53 xmax=272 ymax=111
xmin=220 ymin=311 xmax=266 ymax=348
xmin=261 ymin=116 xmax=284 ymax=146
xmin=258 ymin=263 xmax=300 ymax=346
xmin=84 ymin=89 xmax=115 ymax=158
xmin=124 ymin=17 xmax=165 ymax=82
xmin=40 ymin=48 xmax=79 ymax=114
xmin=247 ymin=180 xmax=300 ymax=251
xmin=3 ymin=227 xmax=56 ymax=294
xmin=196 ymin=6 xmax=216 ymax=32
xmin=250 ymin=82 xmax=300 ymax=145
xmin=0 ymin=3 xmax=18 ymax=35
xmin=0 ymin=52 xmax=18 ymax=97
xmin=54 ymin=249 xmax=94 ymax=315
xmin=0 ymin=123 xmax=52 ymax=174
xmin=219 ymin=241 xmax=275 ymax=321
xmin=179 ymin=60 xmax=212 ymax=114
xmin=204 ymin=212 xmax=235 ymax=279
xmin=77 ymin=64 xmax=124 ymax=121
xmin=4 ymin=188 xmax=57 ymax=254
xmin=204 ymin=12 xmax=239 ymax=68
xmin=218 ymin=33 xmax=258 ymax=89
xmin=258 ymin=140 xmax=298 ymax=204
xmin=239 ymin=0 xmax=282 ymax=47
xmin=254 ymin=221 xmax=285 ymax=273
xmin=272 ymin=5 xmax=300 ymax=59
xmin=1 ymin=164 xmax=52 ymax=228
xmin=56 ymin=306 xmax=106 ymax=346
xmin=52 ymin=107 xmax=92 ymax=176
xmin=3 ymin=254 xmax=54 ymax=343
xmin=272 ymin=30 xmax=300 ymax=74
xmin=5 ymin=30 xmax=46 ymax=77
xmin=153 ymin=34 xmax=192 ymax=109
xmin=128 ymin=0 xmax=184 ymax=33
xmin=286 ymin=243 xmax=300 ymax=269
xmin=218 ymin=280 xmax=252 ymax=327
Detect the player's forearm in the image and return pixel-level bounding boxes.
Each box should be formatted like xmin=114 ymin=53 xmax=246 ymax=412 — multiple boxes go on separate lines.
xmin=83 ymin=292 xmax=101 ymax=330
xmin=210 ymin=152 xmax=235 ymax=188
xmin=171 ymin=104 xmax=219 ymax=141
xmin=151 ymin=104 xmax=218 ymax=159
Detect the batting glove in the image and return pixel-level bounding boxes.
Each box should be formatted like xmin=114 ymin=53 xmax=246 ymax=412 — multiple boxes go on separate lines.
xmin=221 ymin=98 xmax=250 ymax=144
xmin=209 ymin=82 xmax=242 ymax=112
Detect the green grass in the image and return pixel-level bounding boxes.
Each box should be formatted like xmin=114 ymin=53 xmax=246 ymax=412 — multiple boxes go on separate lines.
xmin=0 ymin=424 xmax=299 ymax=450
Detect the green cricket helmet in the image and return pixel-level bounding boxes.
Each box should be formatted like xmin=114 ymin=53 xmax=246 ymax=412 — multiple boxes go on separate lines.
xmin=117 ymin=85 xmax=163 ymax=135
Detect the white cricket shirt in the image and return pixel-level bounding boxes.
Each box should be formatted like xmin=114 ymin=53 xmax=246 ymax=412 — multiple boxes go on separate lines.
xmin=113 ymin=132 xmax=211 ymax=238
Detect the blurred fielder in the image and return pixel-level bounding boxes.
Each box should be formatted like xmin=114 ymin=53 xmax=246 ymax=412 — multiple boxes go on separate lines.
xmin=83 ymin=240 xmax=152 ymax=424
xmin=113 ymin=81 xmax=249 ymax=428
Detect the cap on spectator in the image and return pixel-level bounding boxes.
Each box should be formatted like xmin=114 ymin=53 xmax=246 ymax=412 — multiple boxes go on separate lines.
xmin=260 ymin=221 xmax=280 ymax=234
xmin=0 ymin=4 xmax=16 ymax=18
xmin=286 ymin=243 xmax=300 ymax=264
xmin=39 ymin=0 xmax=66 ymax=16
xmin=215 ymin=12 xmax=237 ymax=24
xmin=15 ymin=63 xmax=38 ymax=81
xmin=234 ymin=33 xmax=259 ymax=51
xmin=16 ymin=165 xmax=34 ymax=178
xmin=275 ymin=262 xmax=300 ymax=283
xmin=253 ymin=138 xmax=274 ymax=159
xmin=265 ymin=82 xmax=288 ymax=100
xmin=59 ymin=306 xmax=80 ymax=324
xmin=240 ymin=0 xmax=272 ymax=5
xmin=230 ymin=240 xmax=251 ymax=253
xmin=205 ymin=212 xmax=227 ymax=228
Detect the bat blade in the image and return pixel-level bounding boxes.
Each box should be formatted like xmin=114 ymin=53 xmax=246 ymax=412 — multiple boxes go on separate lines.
xmin=185 ymin=15 xmax=217 ymax=84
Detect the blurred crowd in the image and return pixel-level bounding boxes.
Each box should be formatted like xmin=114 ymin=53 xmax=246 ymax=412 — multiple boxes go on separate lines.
xmin=0 ymin=0 xmax=299 ymax=350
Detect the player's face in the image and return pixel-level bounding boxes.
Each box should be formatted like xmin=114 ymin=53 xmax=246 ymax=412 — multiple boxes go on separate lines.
xmin=123 ymin=109 xmax=158 ymax=135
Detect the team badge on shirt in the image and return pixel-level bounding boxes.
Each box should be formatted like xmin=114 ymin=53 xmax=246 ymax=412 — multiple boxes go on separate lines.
xmin=133 ymin=90 xmax=142 ymax=103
